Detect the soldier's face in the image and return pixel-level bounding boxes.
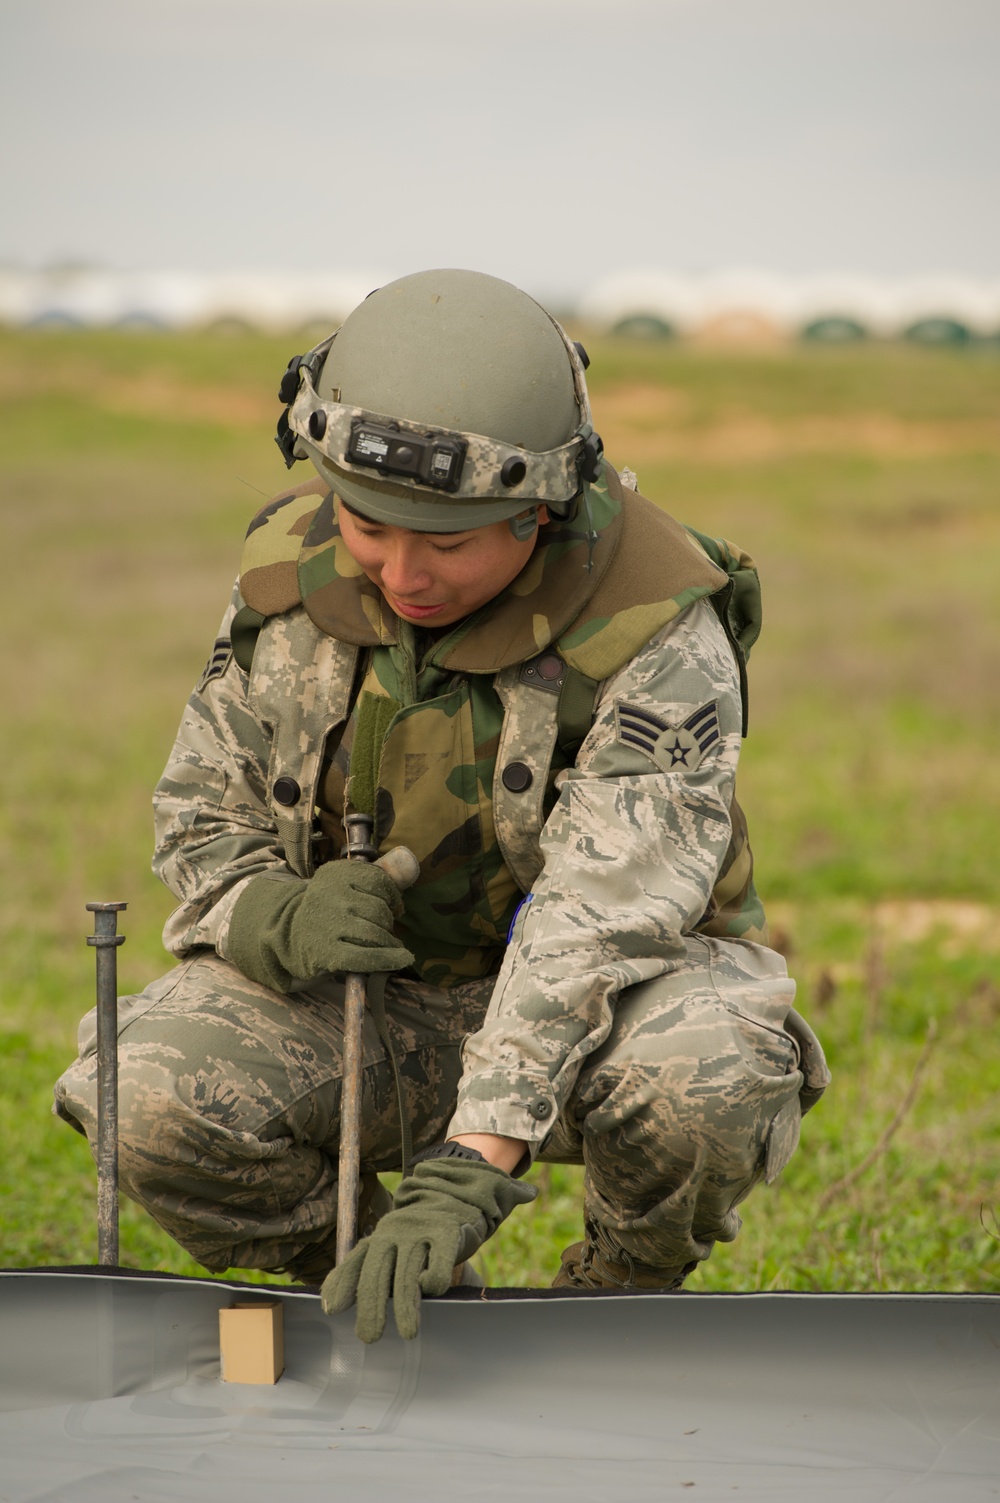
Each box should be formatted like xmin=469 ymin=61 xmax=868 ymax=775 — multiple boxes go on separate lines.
xmin=338 ymin=503 xmax=550 ymax=627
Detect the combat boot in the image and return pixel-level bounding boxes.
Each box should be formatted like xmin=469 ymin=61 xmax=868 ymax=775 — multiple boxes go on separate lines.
xmin=553 ymin=1222 xmax=693 ymax=1291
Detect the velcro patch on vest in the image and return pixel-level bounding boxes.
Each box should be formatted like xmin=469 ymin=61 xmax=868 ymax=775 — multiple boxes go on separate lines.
xmin=615 ymin=700 xmax=721 ymax=773
xmin=196 ymin=636 xmax=232 ymax=692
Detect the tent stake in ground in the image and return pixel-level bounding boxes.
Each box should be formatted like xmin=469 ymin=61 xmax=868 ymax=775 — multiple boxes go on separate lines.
xmin=86 ymin=901 xmax=126 ymax=1267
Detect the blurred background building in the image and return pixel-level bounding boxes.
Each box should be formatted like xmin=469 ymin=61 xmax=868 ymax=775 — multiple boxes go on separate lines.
xmin=2 ymin=2 xmax=997 ymax=345
xmin=2 ymin=263 xmax=997 ymax=344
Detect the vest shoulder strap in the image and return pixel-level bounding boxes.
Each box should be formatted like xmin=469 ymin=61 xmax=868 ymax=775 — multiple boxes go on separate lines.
xmin=493 ymin=661 xmax=561 ymax=894
xmin=493 ymin=654 xmax=600 ymax=893
xmin=246 ymin=607 xmax=361 ymax=876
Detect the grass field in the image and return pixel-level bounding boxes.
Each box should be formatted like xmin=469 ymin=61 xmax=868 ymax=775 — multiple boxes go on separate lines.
xmin=1 ymin=327 xmax=999 ymax=1292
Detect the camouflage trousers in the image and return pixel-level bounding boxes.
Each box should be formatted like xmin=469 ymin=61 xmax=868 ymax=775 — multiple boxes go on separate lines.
xmin=54 ymin=938 xmax=828 ymax=1283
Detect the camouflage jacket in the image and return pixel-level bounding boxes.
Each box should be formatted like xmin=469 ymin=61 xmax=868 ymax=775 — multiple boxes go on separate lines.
xmin=154 ymin=462 xmax=768 ymax=1135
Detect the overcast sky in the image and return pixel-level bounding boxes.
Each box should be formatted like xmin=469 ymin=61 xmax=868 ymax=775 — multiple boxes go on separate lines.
xmin=1 ymin=0 xmax=996 ymax=302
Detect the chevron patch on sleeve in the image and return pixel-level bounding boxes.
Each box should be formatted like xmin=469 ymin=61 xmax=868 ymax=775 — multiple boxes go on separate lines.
xmin=196 ymin=636 xmax=233 ymax=692
xmin=614 ymin=699 xmax=721 ymax=773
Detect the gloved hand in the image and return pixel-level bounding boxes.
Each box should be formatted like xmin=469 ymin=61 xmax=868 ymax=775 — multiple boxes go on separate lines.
xmin=321 ymin=1156 xmax=537 ymax=1342
xmin=227 ymin=861 xmax=414 ymax=994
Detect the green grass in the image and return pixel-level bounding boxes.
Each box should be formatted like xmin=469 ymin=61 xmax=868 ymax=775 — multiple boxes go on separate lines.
xmin=1 ymin=328 xmax=998 ymax=1291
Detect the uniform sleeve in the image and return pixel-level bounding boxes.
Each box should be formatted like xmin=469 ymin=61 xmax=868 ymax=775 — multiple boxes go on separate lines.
xmin=153 ymin=583 xmax=293 ymax=960
xmin=448 ymin=597 xmax=744 ymax=1153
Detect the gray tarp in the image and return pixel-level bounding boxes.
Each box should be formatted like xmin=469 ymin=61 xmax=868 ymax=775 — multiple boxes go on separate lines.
xmin=0 ymin=1270 xmax=997 ymax=1501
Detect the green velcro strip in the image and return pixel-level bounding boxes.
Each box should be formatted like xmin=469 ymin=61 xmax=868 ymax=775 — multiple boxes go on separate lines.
xmin=230 ymin=606 xmax=266 ymax=672
xmin=557 ymin=668 xmax=600 ymax=758
xmin=348 ymin=691 xmax=402 ymax=818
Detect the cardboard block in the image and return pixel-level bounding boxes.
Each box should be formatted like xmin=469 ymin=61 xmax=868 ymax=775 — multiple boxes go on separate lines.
xmin=219 ymin=1300 xmax=285 ymax=1384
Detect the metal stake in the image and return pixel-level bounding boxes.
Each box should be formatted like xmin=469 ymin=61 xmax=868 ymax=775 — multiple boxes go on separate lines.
xmin=336 ymin=815 xmax=376 ymax=1267
xmin=87 ymin=901 xmax=126 ymax=1267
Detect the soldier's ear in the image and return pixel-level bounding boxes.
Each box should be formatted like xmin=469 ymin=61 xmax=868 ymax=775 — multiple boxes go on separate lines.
xmin=536 ymin=505 xmax=551 ymax=527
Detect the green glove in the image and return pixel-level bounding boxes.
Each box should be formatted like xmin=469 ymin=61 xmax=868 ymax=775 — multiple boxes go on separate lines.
xmin=321 ymin=1157 xmax=537 ymax=1342
xmin=227 ymin=861 xmax=414 ymax=994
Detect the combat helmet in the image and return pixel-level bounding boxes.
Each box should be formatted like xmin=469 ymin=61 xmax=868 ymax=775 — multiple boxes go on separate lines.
xmin=275 ymin=269 xmax=603 ymax=534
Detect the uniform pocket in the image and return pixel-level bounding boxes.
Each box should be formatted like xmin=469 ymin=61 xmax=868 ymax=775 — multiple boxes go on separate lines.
xmin=696 ymin=947 xmax=805 ymax=1186
xmin=763 ymin=1096 xmax=801 ymax=1183
xmin=784 ymin=1005 xmax=832 ymax=1114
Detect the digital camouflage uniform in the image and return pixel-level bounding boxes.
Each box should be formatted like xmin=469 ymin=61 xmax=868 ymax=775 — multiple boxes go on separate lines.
xmin=55 ymin=461 xmax=829 ymax=1284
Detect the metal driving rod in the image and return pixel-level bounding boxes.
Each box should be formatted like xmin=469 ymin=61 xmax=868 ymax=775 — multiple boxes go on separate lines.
xmin=336 ymin=821 xmax=419 ymax=1266
xmin=87 ymin=901 xmax=126 ymax=1267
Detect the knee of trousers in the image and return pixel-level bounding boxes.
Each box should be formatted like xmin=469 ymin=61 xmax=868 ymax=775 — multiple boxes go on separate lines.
xmin=55 ymin=1039 xmax=305 ymax=1243
xmin=65 ymin=955 xmax=339 ymax=1194
xmin=575 ymin=999 xmax=806 ymax=1194
xmin=112 ymin=1060 xmax=344 ymax=1273
xmin=112 ymin=1056 xmax=290 ymax=1210
xmin=118 ymin=1039 xmax=330 ymax=1224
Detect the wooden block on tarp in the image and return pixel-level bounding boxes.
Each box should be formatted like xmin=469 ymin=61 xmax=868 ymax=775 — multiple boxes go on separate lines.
xmin=219 ymin=1300 xmax=285 ymax=1384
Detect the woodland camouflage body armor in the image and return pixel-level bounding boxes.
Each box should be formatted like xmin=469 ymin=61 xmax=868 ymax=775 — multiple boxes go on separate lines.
xmin=232 ymin=460 xmax=767 ymax=989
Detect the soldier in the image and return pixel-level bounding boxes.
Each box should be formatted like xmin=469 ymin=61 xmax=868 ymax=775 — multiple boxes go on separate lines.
xmin=55 ymin=269 xmax=829 ymax=1342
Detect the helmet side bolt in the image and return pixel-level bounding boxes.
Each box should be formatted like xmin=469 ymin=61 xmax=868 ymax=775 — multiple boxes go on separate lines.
xmin=308 ymin=410 xmax=327 ymax=440
xmin=501 ymin=457 xmax=527 ymax=488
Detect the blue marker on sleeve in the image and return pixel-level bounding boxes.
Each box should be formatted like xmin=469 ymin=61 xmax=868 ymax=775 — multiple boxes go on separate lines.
xmin=507 ymin=892 xmax=534 ymax=944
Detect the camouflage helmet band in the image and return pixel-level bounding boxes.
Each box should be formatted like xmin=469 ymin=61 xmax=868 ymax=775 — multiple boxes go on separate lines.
xmin=288 ymin=366 xmax=587 ymax=508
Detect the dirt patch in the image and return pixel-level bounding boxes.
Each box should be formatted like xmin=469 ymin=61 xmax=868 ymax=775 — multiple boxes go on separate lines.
xmin=595 ymin=384 xmax=1000 ymax=467
xmin=0 ymin=351 xmax=276 ymax=429
xmin=768 ymin=899 xmax=1000 ymax=963
xmin=100 ymin=375 xmax=276 ymax=428
xmin=594 ymin=384 xmax=695 ymax=430
xmin=873 ymin=900 xmax=1000 ymax=955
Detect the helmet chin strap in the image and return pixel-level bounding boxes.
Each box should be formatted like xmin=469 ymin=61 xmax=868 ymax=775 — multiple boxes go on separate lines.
xmin=508 ymin=508 xmax=539 ymax=542
xmin=581 ymin=486 xmax=599 ymax=573
xmin=507 ymin=491 xmax=597 ymax=571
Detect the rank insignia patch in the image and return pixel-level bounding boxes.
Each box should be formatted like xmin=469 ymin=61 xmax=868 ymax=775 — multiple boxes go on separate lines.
xmin=615 ymin=700 xmax=721 ymax=774
xmin=196 ymin=636 xmax=232 ymax=691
